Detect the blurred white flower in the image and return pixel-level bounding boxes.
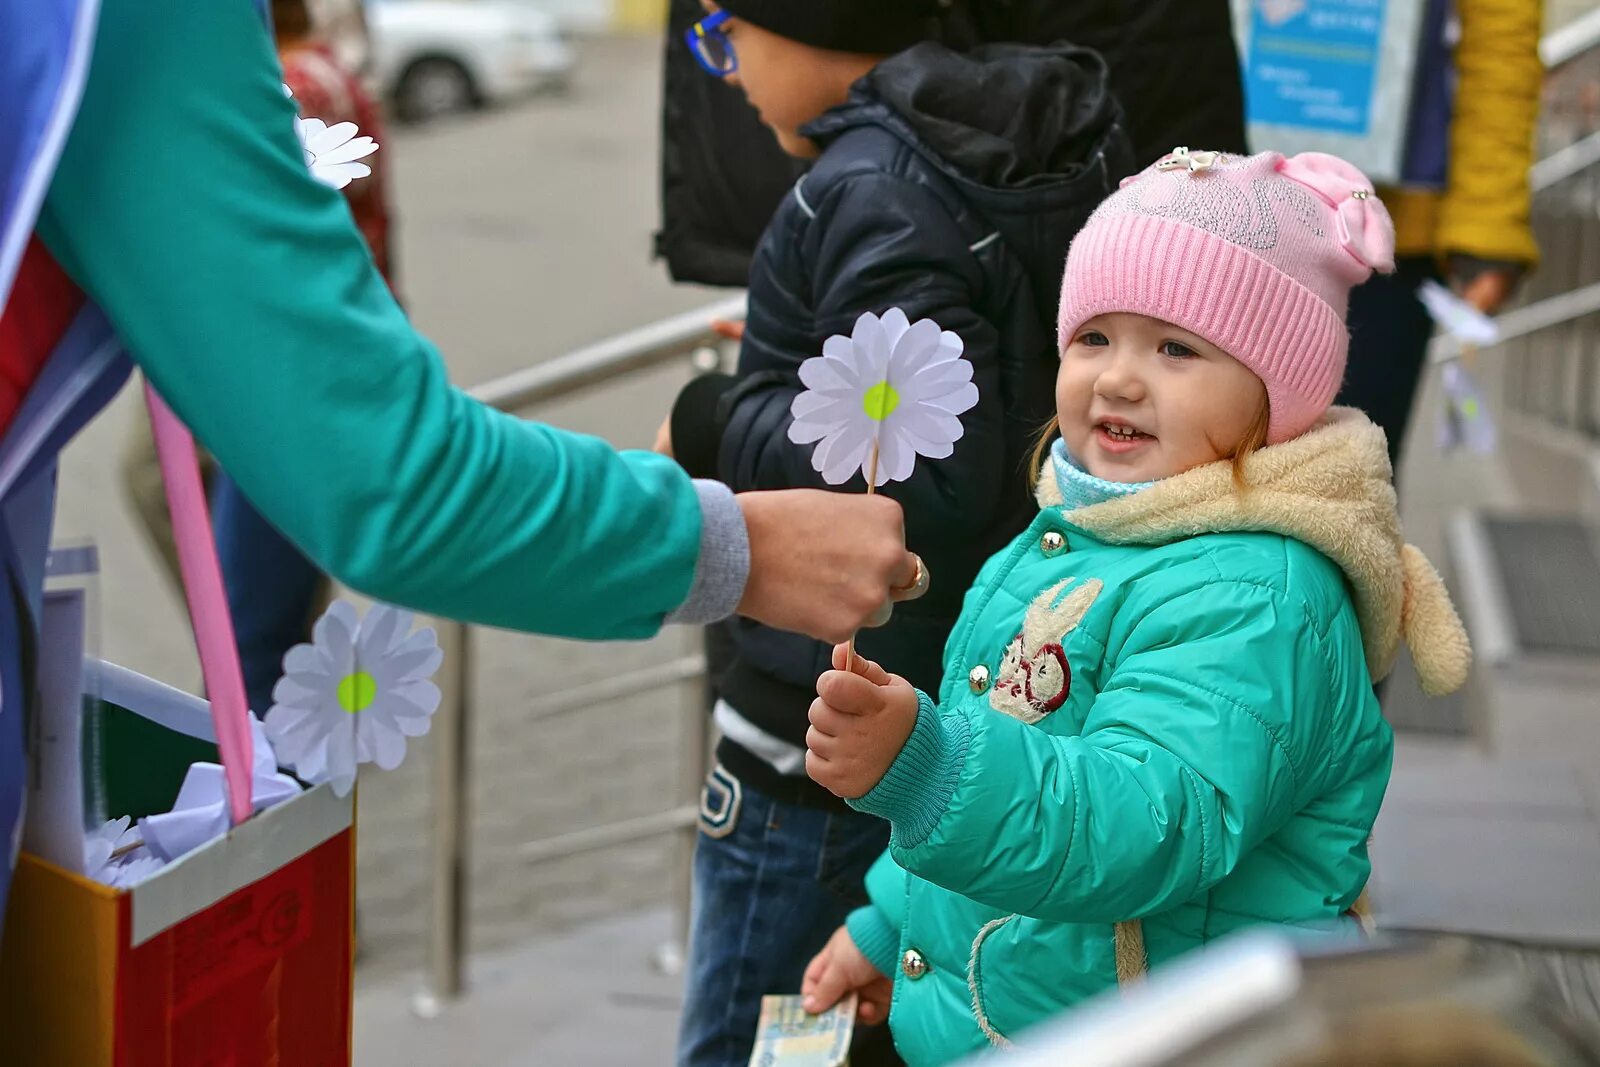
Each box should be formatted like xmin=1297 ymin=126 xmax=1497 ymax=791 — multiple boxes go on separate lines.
xmin=84 ymin=816 xmax=165 ymax=888
xmin=1417 ymin=279 xmax=1500 ymax=347
xmin=265 ymin=602 xmax=442 ymax=797
xmin=84 ymin=816 xmax=140 ymax=876
xmin=788 ymin=308 xmax=979 ymax=486
xmin=295 ymin=116 xmax=379 ymax=190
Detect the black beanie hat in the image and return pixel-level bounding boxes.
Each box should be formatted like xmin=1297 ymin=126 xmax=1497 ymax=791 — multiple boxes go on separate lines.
xmin=715 ymin=0 xmax=950 ymax=54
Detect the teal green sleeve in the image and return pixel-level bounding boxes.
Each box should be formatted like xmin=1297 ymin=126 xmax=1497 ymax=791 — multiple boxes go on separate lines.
xmin=853 ymin=582 xmax=1327 ymax=924
xmin=845 ymin=849 xmax=908 ymax=977
xmin=37 ymin=0 xmax=700 ymax=639
xmin=845 ymin=907 xmax=899 ymax=979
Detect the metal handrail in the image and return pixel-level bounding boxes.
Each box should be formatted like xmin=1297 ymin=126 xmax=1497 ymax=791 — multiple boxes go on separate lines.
xmin=470 ymin=294 xmax=747 ymax=411
xmin=1541 ymin=6 xmax=1600 ymax=71
xmin=418 ymin=296 xmax=742 ymax=1013
xmin=1429 ymin=279 xmax=1600 ymax=364
xmin=1529 ymin=128 xmax=1600 ymax=193
xmin=1497 ymin=14 xmax=1600 ymax=441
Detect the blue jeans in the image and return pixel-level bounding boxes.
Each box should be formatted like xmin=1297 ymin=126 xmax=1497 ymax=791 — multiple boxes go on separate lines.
xmin=210 ymin=472 xmax=322 ymax=715
xmin=677 ymin=765 xmax=896 ymax=1067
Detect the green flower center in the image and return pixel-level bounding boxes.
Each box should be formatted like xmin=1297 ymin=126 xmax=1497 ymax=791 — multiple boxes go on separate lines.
xmin=862 ymin=381 xmax=900 ymax=421
xmin=337 ymin=671 xmax=377 ymax=713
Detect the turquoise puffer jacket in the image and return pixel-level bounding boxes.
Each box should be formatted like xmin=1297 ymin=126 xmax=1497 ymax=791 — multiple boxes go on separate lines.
xmin=844 ymin=411 xmax=1470 ymax=1064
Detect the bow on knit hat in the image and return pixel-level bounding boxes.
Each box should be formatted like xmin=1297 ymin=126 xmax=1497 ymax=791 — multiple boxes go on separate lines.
xmin=1058 ymin=148 xmax=1396 ymax=443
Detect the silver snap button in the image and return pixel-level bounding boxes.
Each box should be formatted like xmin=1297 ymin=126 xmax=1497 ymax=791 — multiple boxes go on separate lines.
xmin=968 ymin=665 xmax=990 ymax=694
xmin=1040 ymin=530 xmax=1066 ymax=556
xmin=902 ymin=948 xmax=929 ymax=980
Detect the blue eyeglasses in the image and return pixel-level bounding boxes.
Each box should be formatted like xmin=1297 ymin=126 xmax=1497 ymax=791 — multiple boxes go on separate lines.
xmin=685 ymin=10 xmax=736 ymax=77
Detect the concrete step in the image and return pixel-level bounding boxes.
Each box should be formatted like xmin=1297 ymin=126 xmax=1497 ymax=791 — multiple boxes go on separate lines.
xmin=1370 ymin=736 xmax=1600 ymax=947
xmin=1446 ymin=509 xmax=1600 ymax=762
xmin=1369 ymin=510 xmax=1600 ymax=952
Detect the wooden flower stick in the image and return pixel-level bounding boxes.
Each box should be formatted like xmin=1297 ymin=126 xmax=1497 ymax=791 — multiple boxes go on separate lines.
xmin=844 ymin=436 xmax=882 ymax=672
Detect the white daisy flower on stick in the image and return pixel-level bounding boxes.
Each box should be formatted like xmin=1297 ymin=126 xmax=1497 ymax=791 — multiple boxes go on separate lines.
xmin=264 ymin=602 xmax=443 ymax=797
xmin=296 ymin=117 xmax=379 ymax=190
xmin=787 ymin=308 xmax=979 ymax=487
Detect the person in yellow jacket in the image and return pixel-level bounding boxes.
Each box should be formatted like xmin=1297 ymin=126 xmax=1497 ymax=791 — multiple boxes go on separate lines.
xmin=1338 ymin=0 xmax=1543 ymax=465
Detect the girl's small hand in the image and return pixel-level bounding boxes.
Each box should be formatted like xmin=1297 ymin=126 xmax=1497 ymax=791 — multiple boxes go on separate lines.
xmin=801 ymin=926 xmax=894 ymax=1025
xmin=805 ymin=644 xmax=919 ymax=799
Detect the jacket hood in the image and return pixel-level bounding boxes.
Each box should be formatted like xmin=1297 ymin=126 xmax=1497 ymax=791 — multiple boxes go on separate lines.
xmin=804 ymin=41 xmax=1129 ymax=341
xmin=1035 ymin=408 xmax=1471 ymax=695
xmin=834 ymin=42 xmax=1122 ymax=192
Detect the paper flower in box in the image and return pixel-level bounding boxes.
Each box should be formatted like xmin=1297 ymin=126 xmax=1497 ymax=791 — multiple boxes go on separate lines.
xmin=85 ymin=817 xmax=164 ymax=887
xmin=265 ymin=602 xmax=443 ymax=797
xmin=787 ymin=308 xmax=979 ymax=486
xmin=138 ymin=714 xmax=302 ymax=863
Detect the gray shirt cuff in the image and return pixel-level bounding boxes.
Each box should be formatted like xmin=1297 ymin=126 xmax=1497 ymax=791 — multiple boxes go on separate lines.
xmin=666 ymin=479 xmax=750 ymax=625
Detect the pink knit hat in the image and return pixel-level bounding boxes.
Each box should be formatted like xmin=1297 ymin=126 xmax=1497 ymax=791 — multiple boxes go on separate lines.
xmin=1058 ymin=148 xmax=1396 ymax=443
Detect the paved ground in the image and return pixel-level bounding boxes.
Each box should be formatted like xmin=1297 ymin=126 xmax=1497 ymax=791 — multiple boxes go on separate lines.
xmin=354 ymin=908 xmax=683 ymax=1066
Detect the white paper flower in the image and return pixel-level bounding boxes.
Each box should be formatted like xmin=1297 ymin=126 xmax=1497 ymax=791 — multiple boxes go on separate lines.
xmin=265 ymin=602 xmax=443 ymax=797
xmin=106 ymin=852 xmax=165 ymax=889
xmin=84 ymin=817 xmax=167 ymax=888
xmin=84 ymin=816 xmax=141 ymax=877
xmin=787 ymin=308 xmax=979 ymax=486
xmin=1417 ymin=279 xmax=1500 ymax=346
xmin=295 ymin=116 xmax=379 ymax=190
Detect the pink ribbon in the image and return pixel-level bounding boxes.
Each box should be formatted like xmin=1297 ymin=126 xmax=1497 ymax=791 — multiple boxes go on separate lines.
xmin=145 ymin=383 xmax=254 ymax=826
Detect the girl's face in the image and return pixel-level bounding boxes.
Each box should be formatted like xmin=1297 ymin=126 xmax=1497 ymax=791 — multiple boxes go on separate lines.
xmin=1057 ymin=313 xmax=1268 ymax=483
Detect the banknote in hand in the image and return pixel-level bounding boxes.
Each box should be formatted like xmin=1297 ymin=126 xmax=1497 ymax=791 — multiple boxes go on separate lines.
xmin=747 ymin=993 xmax=856 ymax=1067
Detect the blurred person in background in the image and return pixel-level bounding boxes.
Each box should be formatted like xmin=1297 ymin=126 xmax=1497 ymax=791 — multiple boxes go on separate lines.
xmin=656 ymin=0 xmax=1248 ymax=291
xmin=1338 ymin=0 xmax=1543 ymax=468
xmin=659 ymin=2 xmax=1131 ymax=1064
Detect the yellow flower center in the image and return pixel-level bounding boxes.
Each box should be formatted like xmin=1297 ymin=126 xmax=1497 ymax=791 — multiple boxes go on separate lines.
xmin=862 ymin=381 xmax=900 ymax=421
xmin=337 ymin=671 xmax=378 ymax=713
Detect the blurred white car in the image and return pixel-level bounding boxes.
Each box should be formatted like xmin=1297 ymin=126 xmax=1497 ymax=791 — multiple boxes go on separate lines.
xmin=368 ymin=0 xmax=575 ymax=121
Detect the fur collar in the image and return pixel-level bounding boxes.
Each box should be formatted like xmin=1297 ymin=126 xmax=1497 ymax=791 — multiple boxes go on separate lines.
xmin=1036 ymin=408 xmax=1470 ymax=695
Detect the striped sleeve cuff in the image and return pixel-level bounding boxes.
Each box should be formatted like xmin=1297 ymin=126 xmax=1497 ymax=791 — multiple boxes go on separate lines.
xmin=846 ymin=905 xmax=900 ymax=979
xmin=665 ymin=479 xmax=749 ymax=625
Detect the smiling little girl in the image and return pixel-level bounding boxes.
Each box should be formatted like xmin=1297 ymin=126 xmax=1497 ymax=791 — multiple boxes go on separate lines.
xmin=794 ymin=148 xmax=1475 ymax=1065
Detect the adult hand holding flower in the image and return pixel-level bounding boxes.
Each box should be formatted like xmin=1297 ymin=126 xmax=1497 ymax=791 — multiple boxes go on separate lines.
xmin=785 ymin=307 xmax=974 ymax=653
